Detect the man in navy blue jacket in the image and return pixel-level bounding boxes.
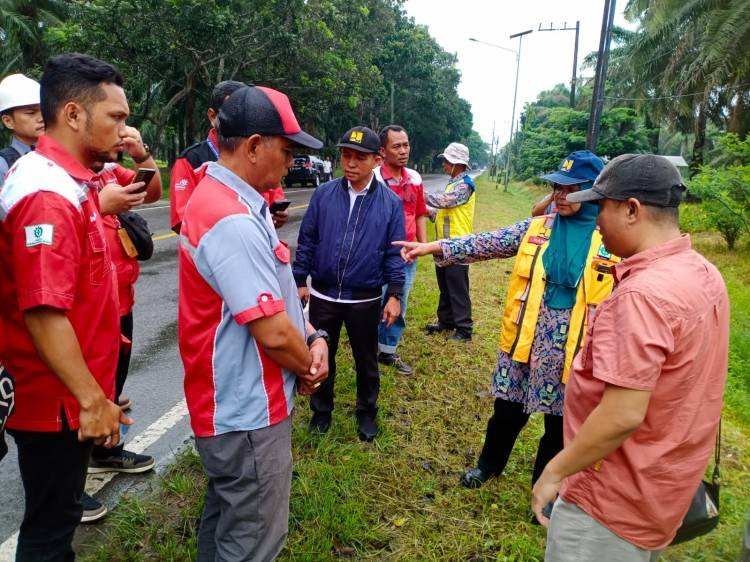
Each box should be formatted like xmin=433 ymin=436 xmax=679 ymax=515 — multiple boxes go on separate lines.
xmin=294 ymin=126 xmax=405 ymax=441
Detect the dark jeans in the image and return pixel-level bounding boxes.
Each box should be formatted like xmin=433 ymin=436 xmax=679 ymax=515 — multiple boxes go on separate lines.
xmin=9 ymin=417 xmax=93 ymax=562
xmin=435 ymin=264 xmax=472 ymax=334
xmin=92 ymin=311 xmax=133 ymax=461
xmin=477 ymin=398 xmax=563 ymax=485
xmin=309 ymin=295 xmax=380 ymax=419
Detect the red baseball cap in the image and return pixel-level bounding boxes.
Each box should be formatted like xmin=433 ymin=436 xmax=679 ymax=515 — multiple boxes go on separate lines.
xmin=217 ymin=85 xmax=322 ymax=149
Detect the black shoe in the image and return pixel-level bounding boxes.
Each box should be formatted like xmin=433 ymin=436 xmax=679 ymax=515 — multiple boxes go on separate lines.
xmin=309 ymin=412 xmax=331 ymax=434
xmin=80 ymin=492 xmax=107 ymax=523
xmin=357 ymin=417 xmax=378 ymax=442
xmin=88 ymin=449 xmax=155 ymax=474
xmin=460 ymin=467 xmax=495 ymax=488
xmin=378 ymin=352 xmax=414 ymax=376
xmin=449 ymin=330 xmax=472 ymax=342
xmin=424 ymin=322 xmax=452 ymax=335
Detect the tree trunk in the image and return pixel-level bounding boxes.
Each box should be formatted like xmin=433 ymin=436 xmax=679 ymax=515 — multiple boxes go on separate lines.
xmin=690 ymin=96 xmax=708 ymax=178
xmin=728 ymin=88 xmax=745 ymax=135
xmin=644 ymin=111 xmax=660 ymax=154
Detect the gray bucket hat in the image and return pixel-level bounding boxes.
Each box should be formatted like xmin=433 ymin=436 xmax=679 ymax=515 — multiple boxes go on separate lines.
xmin=438 ymin=142 xmax=471 ymax=169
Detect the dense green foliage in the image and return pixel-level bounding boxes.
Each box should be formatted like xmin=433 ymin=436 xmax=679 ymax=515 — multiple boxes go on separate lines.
xmin=690 ymin=133 xmax=750 ymax=249
xmin=1 ymin=0 xmax=488 ymax=167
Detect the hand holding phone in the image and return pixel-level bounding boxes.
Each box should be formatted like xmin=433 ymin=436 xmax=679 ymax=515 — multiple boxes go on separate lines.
xmin=131 ymin=168 xmax=156 ymax=194
xmin=270 ymin=199 xmax=291 ymax=214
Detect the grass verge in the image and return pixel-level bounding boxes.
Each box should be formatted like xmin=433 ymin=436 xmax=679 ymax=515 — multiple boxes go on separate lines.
xmin=83 ymin=175 xmax=750 ymax=561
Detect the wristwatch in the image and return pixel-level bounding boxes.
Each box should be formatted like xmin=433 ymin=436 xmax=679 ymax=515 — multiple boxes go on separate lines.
xmin=307 ymin=329 xmax=330 ymax=348
xmin=133 ymin=144 xmax=151 ymax=164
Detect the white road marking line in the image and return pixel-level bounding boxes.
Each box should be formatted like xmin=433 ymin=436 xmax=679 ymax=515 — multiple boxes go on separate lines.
xmin=0 ymin=399 xmax=189 ymax=561
xmin=135 ymin=204 xmax=170 ymax=212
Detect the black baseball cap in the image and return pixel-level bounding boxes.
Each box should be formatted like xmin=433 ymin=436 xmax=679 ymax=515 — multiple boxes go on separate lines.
xmin=336 ymin=126 xmax=380 ymax=153
xmin=217 ymin=85 xmax=323 ymax=149
xmin=567 ymin=154 xmax=686 ymax=207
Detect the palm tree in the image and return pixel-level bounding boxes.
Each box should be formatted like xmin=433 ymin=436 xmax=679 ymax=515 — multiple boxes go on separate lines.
xmin=0 ymin=0 xmax=67 ymax=74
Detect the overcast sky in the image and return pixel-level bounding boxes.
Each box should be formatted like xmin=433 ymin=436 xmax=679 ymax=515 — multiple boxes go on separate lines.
xmin=404 ymin=0 xmax=633 ymax=147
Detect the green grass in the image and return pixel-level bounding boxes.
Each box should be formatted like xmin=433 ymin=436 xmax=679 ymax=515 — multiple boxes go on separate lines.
xmin=82 ymin=176 xmax=750 ymax=561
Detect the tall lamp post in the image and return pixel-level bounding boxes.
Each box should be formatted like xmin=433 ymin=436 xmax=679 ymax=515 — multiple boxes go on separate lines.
xmin=470 ymin=29 xmax=532 ymax=192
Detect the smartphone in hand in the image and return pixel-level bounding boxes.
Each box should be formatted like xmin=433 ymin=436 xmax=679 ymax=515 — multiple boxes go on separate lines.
xmin=131 ymin=168 xmax=156 ymax=194
xmin=270 ymin=199 xmax=291 ymax=214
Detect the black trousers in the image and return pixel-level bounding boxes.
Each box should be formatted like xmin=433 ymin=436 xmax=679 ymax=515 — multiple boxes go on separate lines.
xmin=92 ymin=311 xmax=133 ymax=461
xmin=435 ymin=264 xmax=472 ymax=334
xmin=477 ymin=398 xmax=563 ymax=485
xmin=9 ymin=417 xmax=93 ymax=562
xmin=309 ymin=296 xmax=380 ymax=418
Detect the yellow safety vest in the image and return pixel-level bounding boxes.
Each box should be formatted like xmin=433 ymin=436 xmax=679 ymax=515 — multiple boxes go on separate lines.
xmin=435 ymin=175 xmax=476 ymax=238
xmin=499 ymin=215 xmax=620 ymax=383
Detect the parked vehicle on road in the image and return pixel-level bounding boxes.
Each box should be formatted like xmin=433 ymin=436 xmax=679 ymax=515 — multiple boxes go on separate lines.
xmin=285 ymin=155 xmax=324 ymax=187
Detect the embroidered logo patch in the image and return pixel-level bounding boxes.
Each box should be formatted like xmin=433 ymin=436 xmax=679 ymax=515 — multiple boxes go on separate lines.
xmin=24 ymin=224 xmax=54 ymax=247
xmin=561 ymin=159 xmax=574 ymax=171
xmin=349 ymin=131 xmax=364 ymax=143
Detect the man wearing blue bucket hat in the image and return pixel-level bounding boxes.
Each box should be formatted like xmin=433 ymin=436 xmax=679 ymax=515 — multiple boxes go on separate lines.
xmin=395 ymin=150 xmax=620 ymax=499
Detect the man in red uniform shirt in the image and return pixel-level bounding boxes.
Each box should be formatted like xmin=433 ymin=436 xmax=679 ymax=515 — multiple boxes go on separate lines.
xmin=170 ymin=80 xmax=288 ymax=233
xmin=74 ymin=126 xmax=163 ymax=521
xmin=374 ymin=125 xmax=428 ymax=375
xmin=0 ymin=53 xmax=132 ymax=560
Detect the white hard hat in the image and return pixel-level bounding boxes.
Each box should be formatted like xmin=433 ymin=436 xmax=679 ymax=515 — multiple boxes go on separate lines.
xmin=0 ymin=74 xmax=41 ymax=113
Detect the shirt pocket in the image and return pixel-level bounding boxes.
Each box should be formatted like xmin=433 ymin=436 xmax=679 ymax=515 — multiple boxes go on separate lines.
xmin=87 ymin=228 xmax=110 ymax=285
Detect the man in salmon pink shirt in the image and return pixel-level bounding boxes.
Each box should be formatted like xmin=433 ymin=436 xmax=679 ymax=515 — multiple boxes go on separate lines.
xmin=532 ymin=154 xmax=729 ymax=561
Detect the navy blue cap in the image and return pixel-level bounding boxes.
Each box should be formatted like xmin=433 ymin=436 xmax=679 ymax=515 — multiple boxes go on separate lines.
xmin=540 ymin=150 xmax=604 ymax=186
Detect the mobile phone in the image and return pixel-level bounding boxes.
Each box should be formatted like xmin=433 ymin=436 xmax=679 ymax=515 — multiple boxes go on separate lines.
xmin=270 ymin=199 xmax=291 ymax=214
xmin=131 ymin=168 xmax=156 ymax=193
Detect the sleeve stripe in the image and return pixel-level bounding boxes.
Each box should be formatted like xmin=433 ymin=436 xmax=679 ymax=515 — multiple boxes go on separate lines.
xmin=234 ymin=297 xmax=286 ymax=325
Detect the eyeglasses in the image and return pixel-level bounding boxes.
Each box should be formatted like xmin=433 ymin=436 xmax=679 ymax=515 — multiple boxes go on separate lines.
xmin=552 ymin=183 xmax=580 ymax=195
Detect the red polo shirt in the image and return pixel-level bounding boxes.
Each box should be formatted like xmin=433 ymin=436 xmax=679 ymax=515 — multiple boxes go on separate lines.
xmin=0 ymin=135 xmax=120 ymax=431
xmin=376 ymin=165 xmax=427 ymax=242
xmin=97 ymin=164 xmax=139 ymax=316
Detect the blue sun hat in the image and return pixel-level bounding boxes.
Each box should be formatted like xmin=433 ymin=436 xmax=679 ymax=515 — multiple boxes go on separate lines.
xmin=540 ymin=150 xmax=604 ymax=186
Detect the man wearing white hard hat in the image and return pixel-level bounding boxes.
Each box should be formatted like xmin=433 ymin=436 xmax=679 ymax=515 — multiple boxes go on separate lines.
xmin=424 ymin=142 xmax=476 ymax=341
xmin=0 ymin=74 xmax=44 ymax=184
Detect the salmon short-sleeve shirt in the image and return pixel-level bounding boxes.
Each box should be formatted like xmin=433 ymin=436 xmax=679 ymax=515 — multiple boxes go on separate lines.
xmin=560 ymin=235 xmax=729 ymax=550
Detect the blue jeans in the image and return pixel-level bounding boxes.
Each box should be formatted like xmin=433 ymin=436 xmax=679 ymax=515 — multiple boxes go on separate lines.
xmin=378 ymin=260 xmax=417 ymax=354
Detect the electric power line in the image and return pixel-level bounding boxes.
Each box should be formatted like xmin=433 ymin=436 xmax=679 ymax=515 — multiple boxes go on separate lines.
xmin=605 ymin=81 xmax=750 ymax=102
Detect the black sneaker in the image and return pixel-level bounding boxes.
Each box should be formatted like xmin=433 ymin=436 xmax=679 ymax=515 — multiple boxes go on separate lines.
xmin=377 ymin=353 xmax=414 ymax=376
xmin=88 ymin=449 xmax=155 ymax=474
xmin=448 ymin=330 xmax=472 ymax=342
xmin=460 ymin=467 xmax=495 ymax=489
xmin=309 ymin=412 xmax=331 ymax=434
xmin=80 ymin=492 xmax=107 ymax=523
xmin=357 ymin=416 xmax=378 ymax=442
xmin=424 ymin=322 xmax=453 ymax=335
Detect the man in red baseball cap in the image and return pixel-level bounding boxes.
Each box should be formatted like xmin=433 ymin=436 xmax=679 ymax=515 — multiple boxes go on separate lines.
xmin=179 ymin=85 xmax=328 ymax=561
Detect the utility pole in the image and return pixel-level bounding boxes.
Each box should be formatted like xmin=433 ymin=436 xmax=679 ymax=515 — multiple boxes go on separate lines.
xmin=537 ymin=21 xmax=580 ymax=107
xmin=503 ymin=29 xmax=533 ymax=192
xmin=587 ymin=0 xmax=617 ymax=150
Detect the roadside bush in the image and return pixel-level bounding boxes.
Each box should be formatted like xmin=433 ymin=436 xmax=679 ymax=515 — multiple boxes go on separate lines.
xmin=688 ymin=134 xmax=750 ymax=250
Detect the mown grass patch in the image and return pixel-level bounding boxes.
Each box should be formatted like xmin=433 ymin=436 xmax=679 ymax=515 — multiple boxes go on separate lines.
xmin=83 ymin=175 xmax=749 ymax=561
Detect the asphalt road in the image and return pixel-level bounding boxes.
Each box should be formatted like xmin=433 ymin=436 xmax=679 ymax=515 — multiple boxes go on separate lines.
xmin=0 ymin=173 xmax=459 ymax=559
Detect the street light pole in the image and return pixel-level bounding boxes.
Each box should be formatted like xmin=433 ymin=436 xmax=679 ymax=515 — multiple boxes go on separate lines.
xmin=504 ymin=29 xmax=532 ymax=192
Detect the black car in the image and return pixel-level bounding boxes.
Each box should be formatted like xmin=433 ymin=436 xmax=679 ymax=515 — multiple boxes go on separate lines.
xmin=285 ymin=155 xmax=324 ymax=188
